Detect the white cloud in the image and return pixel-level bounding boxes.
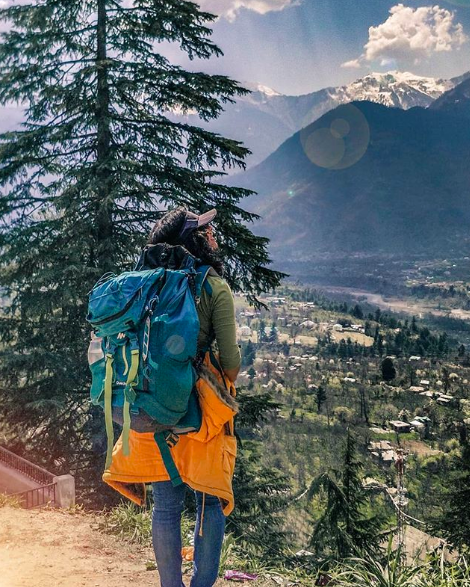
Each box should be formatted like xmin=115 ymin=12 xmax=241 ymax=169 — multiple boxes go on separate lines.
xmin=341 ymin=59 xmax=362 ymax=69
xmin=349 ymin=4 xmax=468 ymax=67
xmin=197 ymin=0 xmax=300 ymax=21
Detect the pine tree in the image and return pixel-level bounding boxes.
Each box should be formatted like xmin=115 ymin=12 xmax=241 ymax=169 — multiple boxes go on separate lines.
xmin=242 ymin=340 xmax=256 ymax=367
xmin=228 ymin=442 xmax=292 ymax=561
xmin=269 ymin=320 xmax=278 ymax=343
xmin=428 ymin=441 xmax=470 ymax=553
xmin=307 ymin=429 xmax=385 ymax=560
xmin=381 ymin=357 xmax=396 ymax=382
xmin=352 ymin=304 xmax=363 ymax=319
xmin=229 ymin=392 xmax=292 ymax=561
xmin=247 ymin=366 xmax=256 ymax=390
xmin=315 ymin=384 xmax=327 ymax=413
xmin=0 ymin=0 xmax=285 ymax=497
xmin=258 ymin=318 xmax=267 ymax=343
xmin=442 ymin=366 xmax=451 ymax=393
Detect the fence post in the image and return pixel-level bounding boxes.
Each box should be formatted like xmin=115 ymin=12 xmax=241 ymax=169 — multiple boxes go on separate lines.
xmin=52 ymin=475 xmax=75 ymax=508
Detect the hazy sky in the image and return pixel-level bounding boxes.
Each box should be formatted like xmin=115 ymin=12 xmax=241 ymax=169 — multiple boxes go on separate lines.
xmin=175 ymin=0 xmax=470 ymax=94
xmin=0 ymin=0 xmax=469 ymax=119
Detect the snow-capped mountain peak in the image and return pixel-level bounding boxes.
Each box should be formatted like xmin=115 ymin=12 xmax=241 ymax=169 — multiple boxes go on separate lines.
xmin=242 ymin=81 xmax=283 ymax=97
xmin=334 ymin=71 xmax=453 ymax=109
xmin=167 ymin=69 xmax=469 ymax=170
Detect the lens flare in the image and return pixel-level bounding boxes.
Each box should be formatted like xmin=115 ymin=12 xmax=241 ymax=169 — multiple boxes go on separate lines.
xmin=300 ymin=104 xmax=370 ymax=170
xmin=165 ymin=335 xmax=186 ymax=355
xmin=330 ymin=118 xmax=350 ymax=138
xmin=302 ymin=127 xmax=346 ymax=168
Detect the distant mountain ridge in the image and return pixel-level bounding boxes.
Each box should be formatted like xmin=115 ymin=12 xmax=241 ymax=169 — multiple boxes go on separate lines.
xmin=227 ymin=80 xmax=470 ymax=270
xmin=170 ymin=70 xmax=470 ymax=168
xmin=429 ymin=77 xmax=470 ymax=115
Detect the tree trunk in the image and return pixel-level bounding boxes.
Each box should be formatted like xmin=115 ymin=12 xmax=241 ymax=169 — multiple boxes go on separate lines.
xmin=96 ymin=0 xmax=113 ymax=272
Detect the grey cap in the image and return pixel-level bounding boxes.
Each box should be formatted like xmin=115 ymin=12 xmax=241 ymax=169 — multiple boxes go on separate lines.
xmin=178 ymin=209 xmax=217 ymax=242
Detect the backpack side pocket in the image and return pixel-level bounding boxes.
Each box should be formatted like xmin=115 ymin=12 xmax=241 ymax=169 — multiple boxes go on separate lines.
xmin=90 ymin=357 xmax=106 ymax=406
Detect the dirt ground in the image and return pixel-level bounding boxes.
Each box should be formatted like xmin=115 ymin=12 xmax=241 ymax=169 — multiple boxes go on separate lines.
xmin=0 ymin=506 xmax=273 ymax=587
xmin=400 ymin=439 xmax=443 ymax=457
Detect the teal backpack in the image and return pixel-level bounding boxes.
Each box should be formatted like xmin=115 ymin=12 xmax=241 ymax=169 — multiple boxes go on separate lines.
xmin=86 ymin=251 xmax=213 ymax=486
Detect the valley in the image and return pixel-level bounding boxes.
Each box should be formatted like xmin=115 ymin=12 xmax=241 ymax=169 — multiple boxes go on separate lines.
xmin=232 ymin=282 xmax=470 ymax=557
xmin=316 ymin=286 xmax=470 ymax=321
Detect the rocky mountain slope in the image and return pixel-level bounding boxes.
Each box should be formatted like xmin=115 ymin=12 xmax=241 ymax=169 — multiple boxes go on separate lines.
xmin=171 ymin=71 xmax=469 ymax=168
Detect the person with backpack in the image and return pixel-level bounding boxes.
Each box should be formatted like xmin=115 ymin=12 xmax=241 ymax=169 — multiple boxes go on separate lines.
xmin=89 ymin=207 xmax=241 ymax=587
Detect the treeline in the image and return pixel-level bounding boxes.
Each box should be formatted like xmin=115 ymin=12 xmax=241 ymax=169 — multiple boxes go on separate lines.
xmin=277 ymin=286 xmax=456 ymax=358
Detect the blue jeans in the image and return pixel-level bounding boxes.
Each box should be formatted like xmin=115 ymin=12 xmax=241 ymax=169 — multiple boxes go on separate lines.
xmin=151 ymin=481 xmax=226 ymax=587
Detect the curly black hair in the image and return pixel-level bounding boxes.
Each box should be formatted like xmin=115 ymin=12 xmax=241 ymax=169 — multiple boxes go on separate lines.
xmin=147 ymin=207 xmax=224 ymax=276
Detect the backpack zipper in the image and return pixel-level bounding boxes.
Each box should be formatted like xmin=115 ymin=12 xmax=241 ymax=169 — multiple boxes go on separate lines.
xmin=92 ymin=289 xmax=142 ymax=326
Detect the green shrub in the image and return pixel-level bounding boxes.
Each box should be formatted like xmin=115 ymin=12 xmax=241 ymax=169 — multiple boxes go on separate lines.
xmin=330 ymin=536 xmax=470 ymax=587
xmin=98 ymin=501 xmax=152 ymax=546
xmin=0 ymin=493 xmax=21 ymax=508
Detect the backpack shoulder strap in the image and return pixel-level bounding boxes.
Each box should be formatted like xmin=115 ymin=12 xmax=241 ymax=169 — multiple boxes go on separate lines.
xmin=194 ymin=265 xmax=216 ymax=300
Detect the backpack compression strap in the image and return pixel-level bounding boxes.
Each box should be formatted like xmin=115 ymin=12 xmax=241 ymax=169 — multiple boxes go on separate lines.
xmin=154 ymin=431 xmax=184 ymax=487
xmin=103 ymin=336 xmax=140 ymax=469
xmin=104 ymin=351 xmax=116 ymax=470
xmin=194 ymin=265 xmax=213 ymax=303
xmin=122 ymin=343 xmax=139 ymax=458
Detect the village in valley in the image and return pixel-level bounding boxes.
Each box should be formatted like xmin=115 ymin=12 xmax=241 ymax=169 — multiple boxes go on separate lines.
xmin=231 ymin=284 xmax=470 ymax=553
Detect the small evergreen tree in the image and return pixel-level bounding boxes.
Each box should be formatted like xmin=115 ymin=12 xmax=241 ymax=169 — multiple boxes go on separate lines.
xmin=381 ymin=357 xmax=396 ymax=382
xmin=307 ymin=429 xmax=385 ymax=560
xmin=442 ymin=366 xmax=451 ymax=393
xmin=229 ymin=443 xmax=292 ymax=561
xmin=269 ymin=321 xmax=278 ymax=344
xmin=258 ymin=319 xmax=267 ymax=343
xmin=229 ymin=392 xmax=292 ymax=561
xmin=352 ymin=304 xmax=364 ymax=319
xmin=407 ymin=364 xmax=416 ymax=386
xmin=316 ymin=385 xmax=327 ymax=413
xmin=242 ymin=340 xmax=256 ymax=367
xmin=247 ymin=366 xmax=256 ymax=390
xmin=428 ymin=441 xmax=470 ymax=553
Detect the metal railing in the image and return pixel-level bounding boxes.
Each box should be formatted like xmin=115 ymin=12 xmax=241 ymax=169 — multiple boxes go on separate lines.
xmin=12 ymin=483 xmax=56 ymax=509
xmin=0 ymin=445 xmax=55 ymax=486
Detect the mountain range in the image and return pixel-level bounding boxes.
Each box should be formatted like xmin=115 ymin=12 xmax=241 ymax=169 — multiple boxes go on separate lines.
xmin=172 ymin=70 xmax=470 ymax=168
xmin=226 ymin=78 xmax=470 ymax=278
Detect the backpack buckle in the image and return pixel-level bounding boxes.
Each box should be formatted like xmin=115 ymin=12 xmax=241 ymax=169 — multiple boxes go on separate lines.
xmin=165 ymin=431 xmax=179 ymax=448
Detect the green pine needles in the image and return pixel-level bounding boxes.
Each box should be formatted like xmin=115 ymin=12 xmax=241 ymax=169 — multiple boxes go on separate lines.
xmin=427 ymin=440 xmax=470 ymax=554
xmin=307 ymin=428 xmax=386 ymax=560
xmin=0 ymin=0 xmax=284 ymax=496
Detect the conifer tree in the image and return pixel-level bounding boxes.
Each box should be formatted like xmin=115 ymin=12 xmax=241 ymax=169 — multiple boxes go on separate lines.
xmin=229 ymin=391 xmax=292 ymax=561
xmin=269 ymin=321 xmax=278 ymax=343
xmin=228 ymin=441 xmax=292 ymax=561
xmin=258 ymin=318 xmax=267 ymax=343
xmin=307 ymin=429 xmax=385 ymax=560
xmin=0 ymin=0 xmax=284 ymax=494
xmin=241 ymin=339 xmax=256 ymax=367
xmin=315 ymin=384 xmax=327 ymax=413
xmin=428 ymin=441 xmax=470 ymax=553
xmin=381 ymin=357 xmax=396 ymax=382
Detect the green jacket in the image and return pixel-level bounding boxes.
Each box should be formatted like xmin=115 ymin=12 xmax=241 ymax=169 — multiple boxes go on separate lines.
xmin=197 ymin=273 xmax=241 ymax=372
